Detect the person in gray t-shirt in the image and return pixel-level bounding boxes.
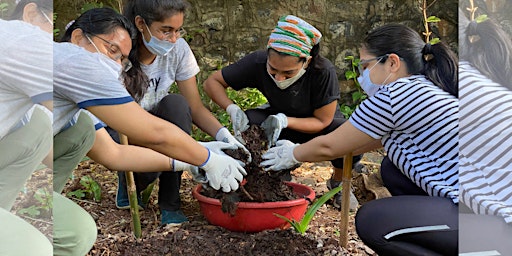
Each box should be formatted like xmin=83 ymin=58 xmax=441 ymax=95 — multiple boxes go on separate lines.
xmin=111 ymin=0 xmax=251 ymax=225
xmin=54 ymin=7 xmax=246 ymax=229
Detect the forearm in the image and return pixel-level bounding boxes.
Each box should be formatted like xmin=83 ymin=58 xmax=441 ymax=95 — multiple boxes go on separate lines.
xmin=294 ymin=121 xmax=375 ymax=162
xmin=191 ymin=105 xmax=224 ymax=138
xmin=203 ymin=71 xmax=233 ymax=110
xmin=87 ymin=129 xmax=171 ymax=172
xmin=89 ymin=144 xmax=170 ymax=172
xmin=286 ymin=116 xmax=329 ymax=134
xmin=129 ymin=125 xmax=209 ymax=166
xmin=88 ymin=103 xmax=209 ymax=166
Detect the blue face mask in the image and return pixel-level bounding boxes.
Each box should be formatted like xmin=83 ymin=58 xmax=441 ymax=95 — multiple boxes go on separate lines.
xmin=357 ymin=60 xmax=391 ymax=97
xmin=142 ymin=22 xmax=175 ymax=56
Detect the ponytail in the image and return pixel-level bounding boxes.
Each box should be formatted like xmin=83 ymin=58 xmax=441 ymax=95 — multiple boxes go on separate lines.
xmin=363 ymin=24 xmax=458 ymax=97
xmin=422 ymin=42 xmax=458 ymax=97
xmin=461 ymin=19 xmax=512 ymax=89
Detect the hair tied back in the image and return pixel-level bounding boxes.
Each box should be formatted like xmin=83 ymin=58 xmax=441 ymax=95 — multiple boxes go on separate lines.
xmin=423 ymin=43 xmax=434 ymax=62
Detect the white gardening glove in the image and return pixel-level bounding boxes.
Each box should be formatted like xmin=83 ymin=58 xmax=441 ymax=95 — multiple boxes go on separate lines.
xmin=261 ymin=113 xmax=288 ymax=147
xmin=260 ymin=140 xmax=300 ymax=171
xmin=215 ymin=127 xmax=252 ymax=163
xmin=226 ymin=104 xmax=249 ymax=143
xmin=198 ymin=141 xmax=245 ymax=166
xmin=172 ymin=159 xmax=207 ymax=183
xmin=200 ymin=149 xmax=247 ymax=192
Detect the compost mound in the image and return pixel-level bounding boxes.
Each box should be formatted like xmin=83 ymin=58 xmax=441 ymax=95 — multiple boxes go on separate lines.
xmin=200 ymin=125 xmax=299 ymax=215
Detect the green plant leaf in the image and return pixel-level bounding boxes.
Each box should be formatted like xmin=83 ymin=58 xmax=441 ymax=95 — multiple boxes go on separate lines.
xmin=18 ymin=206 xmax=40 ymax=218
xmin=345 ymin=70 xmax=357 ymax=80
xmin=67 ymin=189 xmax=86 ymax=199
xmin=429 ymin=37 xmax=441 ymax=45
xmin=475 ymin=14 xmax=489 ymax=23
xmin=426 ymin=16 xmax=441 ymax=23
xmin=352 ymin=91 xmax=365 ymax=102
xmin=274 ymin=185 xmax=343 ymax=235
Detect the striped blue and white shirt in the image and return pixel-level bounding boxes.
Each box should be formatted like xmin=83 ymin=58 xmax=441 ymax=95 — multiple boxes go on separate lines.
xmin=350 ymin=74 xmax=459 ymax=203
xmin=459 ymin=61 xmax=512 ymax=223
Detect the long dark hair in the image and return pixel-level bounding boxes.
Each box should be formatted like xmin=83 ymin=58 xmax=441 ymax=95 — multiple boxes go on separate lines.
xmin=363 ymin=24 xmax=458 ymax=97
xmin=122 ymin=0 xmax=191 ymax=102
xmin=9 ymin=0 xmax=52 ymax=20
xmin=60 ymin=8 xmax=148 ymax=101
xmin=460 ymin=19 xmax=512 ymax=89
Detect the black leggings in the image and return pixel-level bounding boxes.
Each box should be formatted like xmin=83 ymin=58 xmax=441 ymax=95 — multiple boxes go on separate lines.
xmin=355 ymin=156 xmax=458 ymax=256
xmin=110 ymin=94 xmax=192 ymax=211
xmin=245 ymin=108 xmax=361 ymax=168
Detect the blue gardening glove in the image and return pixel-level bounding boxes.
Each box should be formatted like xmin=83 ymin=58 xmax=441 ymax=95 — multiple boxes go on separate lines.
xmin=200 ymin=149 xmax=247 ymax=192
xmin=261 ymin=113 xmax=288 ymax=147
xmin=260 ymin=140 xmax=300 ymax=171
xmin=172 ymin=159 xmax=207 ymax=183
xmin=215 ymin=127 xmax=252 ymax=163
xmin=226 ymin=104 xmax=249 ymax=143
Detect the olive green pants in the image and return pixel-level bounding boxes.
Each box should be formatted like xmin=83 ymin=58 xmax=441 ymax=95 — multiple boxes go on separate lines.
xmin=0 ymin=105 xmax=52 ymax=210
xmin=0 ymin=207 xmax=53 ymax=255
xmin=53 ymin=110 xmax=96 ymax=193
xmin=53 ymin=110 xmax=97 ymax=255
xmin=53 ymin=192 xmax=97 ymax=256
xmin=0 ymin=105 xmax=53 ymax=255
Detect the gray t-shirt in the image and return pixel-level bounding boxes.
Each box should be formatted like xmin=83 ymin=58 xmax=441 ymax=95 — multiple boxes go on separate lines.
xmin=53 ymin=42 xmax=133 ymax=135
xmin=139 ymin=38 xmax=199 ymax=110
xmin=0 ymin=19 xmax=53 ymax=139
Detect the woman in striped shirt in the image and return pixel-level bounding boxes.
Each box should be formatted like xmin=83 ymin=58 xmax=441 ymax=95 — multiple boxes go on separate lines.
xmin=262 ymin=24 xmax=459 ymax=255
xmin=458 ymin=7 xmax=512 ymax=254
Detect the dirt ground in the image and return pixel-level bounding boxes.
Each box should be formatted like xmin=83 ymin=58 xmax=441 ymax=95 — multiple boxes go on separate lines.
xmin=13 ymin=151 xmax=388 ymax=256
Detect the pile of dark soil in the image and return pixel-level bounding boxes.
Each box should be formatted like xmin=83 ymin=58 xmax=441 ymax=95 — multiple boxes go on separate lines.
xmin=200 ymin=125 xmax=298 ymax=215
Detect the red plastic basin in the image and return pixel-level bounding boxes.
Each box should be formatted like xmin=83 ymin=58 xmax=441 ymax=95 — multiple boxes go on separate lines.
xmin=192 ymin=182 xmax=315 ymax=232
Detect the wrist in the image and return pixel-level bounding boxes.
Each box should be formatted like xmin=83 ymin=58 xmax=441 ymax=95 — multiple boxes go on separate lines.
xmin=226 ymin=104 xmax=239 ymax=115
xmin=290 ymin=144 xmax=299 ymax=164
xmin=276 ymin=113 xmax=288 ymax=128
xmin=215 ymin=127 xmax=230 ymax=141
xmin=199 ymin=148 xmax=211 ymax=167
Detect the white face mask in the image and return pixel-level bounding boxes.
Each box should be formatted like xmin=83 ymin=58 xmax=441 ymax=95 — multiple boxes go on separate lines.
xmin=86 ymin=35 xmax=122 ymax=79
xmin=268 ymin=63 xmax=307 ymax=90
xmin=357 ymin=59 xmax=391 ymax=97
xmin=142 ymin=22 xmax=175 ymax=56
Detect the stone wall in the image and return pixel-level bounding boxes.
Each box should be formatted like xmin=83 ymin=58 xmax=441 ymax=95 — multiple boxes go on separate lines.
xmin=184 ymin=0 xmax=458 ymax=91
xmin=53 ymin=0 xmax=461 ymax=93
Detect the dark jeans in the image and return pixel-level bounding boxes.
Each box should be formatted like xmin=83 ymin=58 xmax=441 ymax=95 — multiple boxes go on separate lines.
xmin=108 ymin=94 xmax=192 ymax=211
xmin=245 ymin=108 xmax=361 ymax=169
xmin=355 ymin=156 xmax=458 ymax=255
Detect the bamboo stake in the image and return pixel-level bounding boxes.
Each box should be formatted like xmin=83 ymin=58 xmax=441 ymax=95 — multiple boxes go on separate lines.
xmin=339 ymin=153 xmax=353 ymax=247
xmin=119 ymin=133 xmax=142 ymax=238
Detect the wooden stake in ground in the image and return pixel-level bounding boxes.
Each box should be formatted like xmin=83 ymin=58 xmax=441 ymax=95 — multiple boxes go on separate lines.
xmin=339 ymin=153 xmax=353 ymax=247
xmin=119 ymin=133 xmax=142 ymax=238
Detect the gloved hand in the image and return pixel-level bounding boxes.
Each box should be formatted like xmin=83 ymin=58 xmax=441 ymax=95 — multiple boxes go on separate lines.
xmin=261 ymin=113 xmax=288 ymax=147
xmin=200 ymin=149 xmax=247 ymax=192
xmin=198 ymin=141 xmax=245 ymax=166
xmin=215 ymin=127 xmax=252 ymax=163
xmin=226 ymin=104 xmax=249 ymax=143
xmin=172 ymin=159 xmax=207 ymax=183
xmin=260 ymin=140 xmax=300 ymax=171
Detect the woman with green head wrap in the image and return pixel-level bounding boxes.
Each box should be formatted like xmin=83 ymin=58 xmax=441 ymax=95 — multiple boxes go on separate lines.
xmin=204 ymin=15 xmax=361 ymax=210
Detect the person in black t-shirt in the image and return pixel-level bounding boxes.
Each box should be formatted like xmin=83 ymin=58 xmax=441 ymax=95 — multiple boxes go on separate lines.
xmin=204 ymin=15 xmax=360 ymax=210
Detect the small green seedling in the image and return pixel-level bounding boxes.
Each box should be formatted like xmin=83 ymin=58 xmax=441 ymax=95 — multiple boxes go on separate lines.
xmin=274 ymin=185 xmax=343 ymax=235
xmin=67 ymin=175 xmax=102 ymax=202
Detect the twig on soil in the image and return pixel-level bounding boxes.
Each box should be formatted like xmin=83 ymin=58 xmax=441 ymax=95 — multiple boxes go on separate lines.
xmin=20 ymin=215 xmax=52 ymax=225
xmin=239 ymin=185 xmax=254 ymax=201
xmin=69 ymin=197 xmax=100 ymax=205
xmin=359 ymin=161 xmax=381 ymax=167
